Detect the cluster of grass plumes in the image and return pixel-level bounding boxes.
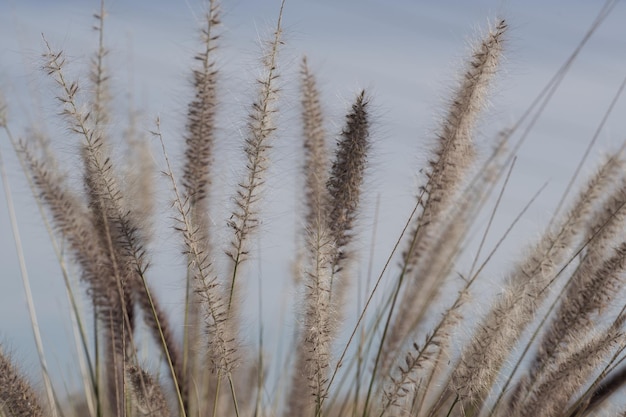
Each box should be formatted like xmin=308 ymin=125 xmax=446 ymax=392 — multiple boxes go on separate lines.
xmin=4 ymin=0 xmax=626 ymax=416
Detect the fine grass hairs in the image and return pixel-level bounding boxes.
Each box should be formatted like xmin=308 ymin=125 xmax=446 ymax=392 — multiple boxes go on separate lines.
xmin=2 ymin=1 xmax=626 ymax=417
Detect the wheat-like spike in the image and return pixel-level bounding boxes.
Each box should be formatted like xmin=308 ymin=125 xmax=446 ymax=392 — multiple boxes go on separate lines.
xmin=300 ymin=56 xmax=330 ymax=234
xmin=324 ymin=94 xmax=371 ymax=414
xmin=282 ymin=63 xmax=332 ymax=417
xmin=382 ymin=19 xmax=506 ymax=384
xmin=381 ymin=287 xmax=469 ymax=415
xmin=154 ymin=120 xmax=236 ymax=377
xmin=41 ymin=39 xmax=137 ymax=273
xmin=18 ymin=143 xmax=107 ymax=295
xmin=515 ymin=319 xmax=625 ymax=417
xmin=285 ymin=90 xmax=370 ymax=417
xmin=326 ymin=90 xmax=371 ymax=276
xmin=180 ymin=4 xmax=221 ymax=411
xmin=382 ymin=149 xmax=515 ymax=417
xmin=182 ymin=0 xmax=220 ymax=209
xmin=325 ymin=90 xmax=371 ymax=341
xmin=156 ymin=121 xmax=232 ymax=416
xmin=387 ymin=191 xmax=470 ymax=355
xmin=402 ymin=19 xmax=506 ymax=272
xmin=536 ymin=180 xmax=626 ymax=352
xmin=17 ymin=142 xmax=126 ymax=341
xmin=285 ymin=225 xmax=335 ymax=417
xmin=449 ymin=256 xmax=548 ymax=406
xmin=225 ymin=0 xmax=285 ymax=312
xmin=126 ymin=364 xmax=171 ymax=417
xmin=34 ymin=169 xmax=126 ymax=416
xmin=451 ymin=151 xmax=613 ymax=408
xmin=89 ymin=0 xmax=110 ymax=128
xmin=41 ymin=41 xmax=191 ymax=415
xmin=506 ymin=155 xmax=626 ymax=408
xmin=518 ymin=240 xmax=626 ymax=407
xmin=9 ymin=5 xmax=626 ymax=417
xmin=381 ymin=136 xmax=508 ymax=378
xmin=0 ymin=347 xmax=45 ymax=417
xmin=290 ymin=56 xmax=328 ymax=320
xmin=527 ymin=237 xmax=626 ymax=389
xmin=42 ymin=41 xmax=134 ymax=305
xmin=55 ymin=83 xmax=130 ymax=417
xmin=429 ymin=17 xmax=506 ymax=200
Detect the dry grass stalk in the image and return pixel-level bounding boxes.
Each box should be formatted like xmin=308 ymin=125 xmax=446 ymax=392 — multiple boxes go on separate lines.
xmin=5 ymin=3 xmax=626 ymax=417
xmin=155 ymin=121 xmax=236 ymax=374
xmin=404 ymin=18 xmax=507 ymax=268
xmin=0 ymin=348 xmax=45 ymax=417
xmin=179 ymin=2 xmax=221 ymax=412
xmin=283 ymin=59 xmax=329 ymax=415
xmin=125 ymin=365 xmax=171 ymax=417
xmin=89 ymin=0 xmax=110 ymax=129
xmin=286 ymin=90 xmax=371 ymax=417
xmin=502 ymin=155 xmax=626 ymax=407
xmin=39 ymin=28 xmax=185 ymax=414
xmin=517 ymin=223 xmax=626 ymax=407
xmin=286 ymin=225 xmax=335 ymax=416
xmin=300 ymin=57 xmax=330 ymax=236
xmin=182 ymin=0 xmax=220 ymax=210
xmin=515 ymin=317 xmax=625 ymax=417
xmin=327 ymin=91 xmax=370 ymax=277
xmin=18 ymin=140 xmax=128 ymax=411
xmin=381 ymin=18 xmax=507 ymax=378
xmin=225 ymin=0 xmax=285 ymax=315
xmin=42 ymin=41 xmax=136 ymax=415
xmin=382 ymin=290 xmax=468 ymax=415
xmin=449 ymin=141 xmax=619 ymax=409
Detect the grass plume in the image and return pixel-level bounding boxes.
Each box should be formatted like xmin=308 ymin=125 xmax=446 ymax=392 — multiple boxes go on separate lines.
xmin=4 ymin=4 xmax=626 ymax=417
xmin=0 ymin=348 xmax=46 ymax=417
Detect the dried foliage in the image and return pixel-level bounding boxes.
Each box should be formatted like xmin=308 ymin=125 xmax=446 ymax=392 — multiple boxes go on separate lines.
xmin=3 ymin=2 xmax=626 ymax=417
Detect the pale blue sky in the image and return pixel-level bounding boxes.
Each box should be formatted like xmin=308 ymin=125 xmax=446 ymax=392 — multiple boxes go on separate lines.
xmin=1 ymin=0 xmax=626 ymax=395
